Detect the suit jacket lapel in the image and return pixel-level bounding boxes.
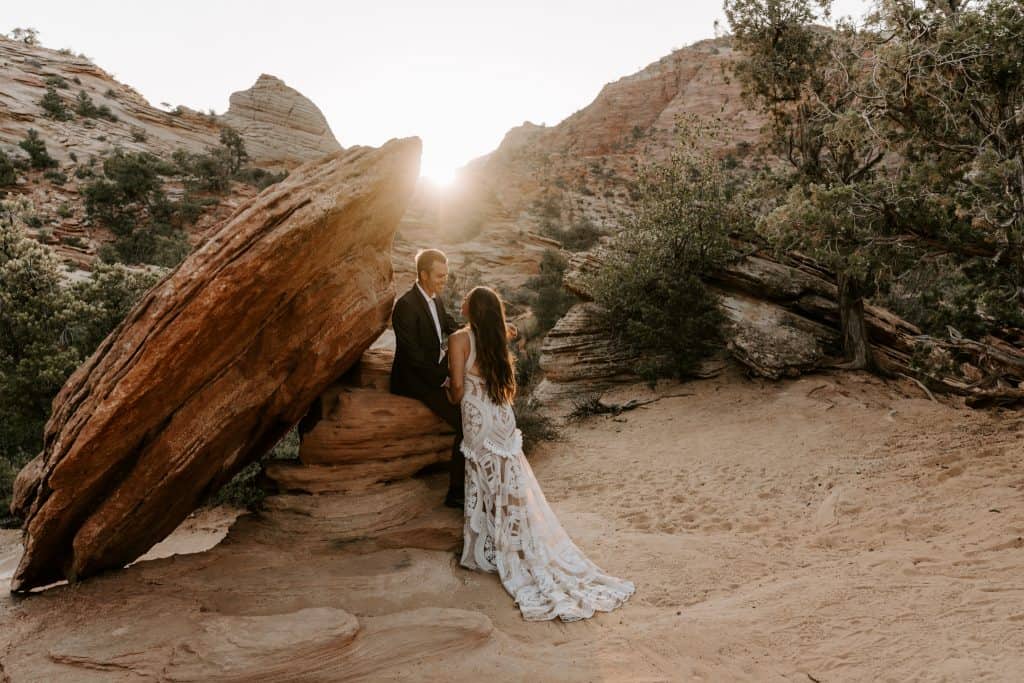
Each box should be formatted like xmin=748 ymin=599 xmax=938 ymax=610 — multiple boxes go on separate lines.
xmin=409 ymin=285 xmax=440 ymax=353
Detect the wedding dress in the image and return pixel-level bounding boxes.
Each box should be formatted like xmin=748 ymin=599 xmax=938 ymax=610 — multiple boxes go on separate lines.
xmin=459 ymin=331 xmax=635 ymax=621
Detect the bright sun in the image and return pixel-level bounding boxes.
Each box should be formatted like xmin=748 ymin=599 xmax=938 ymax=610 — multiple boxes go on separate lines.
xmin=419 ymin=146 xmax=461 ymax=188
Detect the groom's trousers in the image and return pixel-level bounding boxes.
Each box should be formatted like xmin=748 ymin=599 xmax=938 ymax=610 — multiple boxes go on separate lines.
xmin=412 ymin=387 xmax=464 ymax=499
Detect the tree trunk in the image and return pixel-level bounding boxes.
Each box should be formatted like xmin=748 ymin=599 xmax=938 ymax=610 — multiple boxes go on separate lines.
xmin=838 ymin=273 xmax=872 ymax=370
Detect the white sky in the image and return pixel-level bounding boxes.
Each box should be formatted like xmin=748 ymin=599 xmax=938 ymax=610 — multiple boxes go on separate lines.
xmin=5 ymin=1 xmax=870 ymax=183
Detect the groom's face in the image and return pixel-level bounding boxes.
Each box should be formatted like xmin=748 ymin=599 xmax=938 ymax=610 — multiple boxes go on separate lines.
xmin=419 ymin=261 xmax=449 ymax=297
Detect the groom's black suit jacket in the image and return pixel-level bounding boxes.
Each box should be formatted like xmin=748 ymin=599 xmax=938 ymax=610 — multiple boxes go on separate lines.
xmin=390 ymin=285 xmax=460 ymax=398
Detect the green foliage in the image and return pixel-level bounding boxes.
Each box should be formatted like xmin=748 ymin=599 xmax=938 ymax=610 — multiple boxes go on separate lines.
xmin=218 ymin=126 xmax=249 ymax=175
xmin=0 ymin=150 xmax=17 ymax=186
xmin=589 ymin=126 xmax=744 ymax=380
xmin=540 ymin=214 xmax=602 ymax=252
xmin=84 ymin=149 xmax=192 ymax=267
xmin=43 ymin=169 xmax=67 ymax=185
xmin=726 ymin=0 xmax=1024 ymax=340
xmin=39 ymin=85 xmax=72 ymax=120
xmin=75 ymin=90 xmax=118 ymax=121
xmin=44 ymin=75 xmax=68 ymax=90
xmin=172 ymin=126 xmax=258 ymax=193
xmin=18 ymin=129 xmax=56 ymax=169
xmin=523 ymin=249 xmax=575 ymax=336
xmin=0 ymin=212 xmax=158 ymax=522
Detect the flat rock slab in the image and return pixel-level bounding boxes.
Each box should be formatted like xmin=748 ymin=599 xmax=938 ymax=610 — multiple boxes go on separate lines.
xmin=46 ymin=605 xmax=493 ymax=682
xmin=10 ymin=139 xmax=421 ymax=593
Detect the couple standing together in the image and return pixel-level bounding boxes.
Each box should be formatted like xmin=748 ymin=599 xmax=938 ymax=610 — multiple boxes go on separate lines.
xmin=390 ymin=249 xmax=633 ymax=622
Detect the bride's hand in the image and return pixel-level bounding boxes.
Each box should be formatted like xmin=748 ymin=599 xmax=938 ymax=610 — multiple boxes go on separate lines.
xmin=506 ymin=323 xmax=518 ymax=340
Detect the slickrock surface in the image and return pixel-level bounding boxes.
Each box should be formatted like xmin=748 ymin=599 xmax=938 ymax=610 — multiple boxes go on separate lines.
xmin=222 ymin=74 xmax=342 ymax=169
xmin=10 ymin=138 xmax=421 ymax=593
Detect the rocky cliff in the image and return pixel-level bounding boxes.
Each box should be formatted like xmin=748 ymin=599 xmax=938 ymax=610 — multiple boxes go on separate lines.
xmin=0 ymin=36 xmax=341 ymax=266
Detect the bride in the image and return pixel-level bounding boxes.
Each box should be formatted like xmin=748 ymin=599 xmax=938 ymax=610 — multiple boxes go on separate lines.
xmin=445 ymin=286 xmax=634 ymax=622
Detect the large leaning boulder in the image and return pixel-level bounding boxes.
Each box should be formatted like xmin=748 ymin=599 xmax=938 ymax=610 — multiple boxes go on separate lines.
xmin=10 ymin=139 xmax=421 ymax=593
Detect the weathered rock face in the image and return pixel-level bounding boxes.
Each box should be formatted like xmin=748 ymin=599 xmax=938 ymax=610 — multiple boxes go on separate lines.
xmin=10 ymin=138 xmax=421 ymax=593
xmin=222 ymin=74 xmax=342 ymax=170
xmin=533 ymin=302 xmax=639 ymax=406
xmin=461 ymin=38 xmax=763 ymax=226
xmin=262 ymin=332 xmax=464 ymax=553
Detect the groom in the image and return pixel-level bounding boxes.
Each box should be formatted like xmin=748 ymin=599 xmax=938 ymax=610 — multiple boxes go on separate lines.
xmin=391 ymin=249 xmax=464 ymax=508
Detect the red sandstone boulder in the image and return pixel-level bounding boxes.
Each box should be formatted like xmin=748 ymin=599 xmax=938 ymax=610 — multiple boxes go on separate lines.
xmin=10 ymin=139 xmax=421 ymax=593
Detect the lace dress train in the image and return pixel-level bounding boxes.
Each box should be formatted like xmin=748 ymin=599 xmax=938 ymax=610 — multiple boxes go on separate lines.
xmin=459 ymin=332 xmax=634 ymax=622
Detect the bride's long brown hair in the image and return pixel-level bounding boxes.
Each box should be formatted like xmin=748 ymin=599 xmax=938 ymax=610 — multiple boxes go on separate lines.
xmin=466 ymin=286 xmax=516 ymax=405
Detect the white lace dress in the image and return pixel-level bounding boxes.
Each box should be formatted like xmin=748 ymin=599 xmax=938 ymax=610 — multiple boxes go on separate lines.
xmin=459 ymin=331 xmax=635 ymax=622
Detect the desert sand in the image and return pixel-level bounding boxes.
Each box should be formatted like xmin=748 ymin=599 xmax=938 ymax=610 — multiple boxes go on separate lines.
xmin=2 ymin=368 xmax=1022 ymax=681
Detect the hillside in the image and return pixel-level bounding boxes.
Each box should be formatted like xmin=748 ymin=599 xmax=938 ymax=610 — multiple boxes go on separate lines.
xmin=0 ymin=35 xmax=340 ymax=268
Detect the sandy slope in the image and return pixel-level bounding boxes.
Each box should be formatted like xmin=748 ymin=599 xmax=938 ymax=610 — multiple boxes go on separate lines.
xmin=1 ymin=369 xmax=1022 ymax=681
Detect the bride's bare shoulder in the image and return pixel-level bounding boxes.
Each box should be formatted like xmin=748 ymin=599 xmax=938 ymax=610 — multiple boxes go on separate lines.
xmin=448 ymin=327 xmax=471 ymax=346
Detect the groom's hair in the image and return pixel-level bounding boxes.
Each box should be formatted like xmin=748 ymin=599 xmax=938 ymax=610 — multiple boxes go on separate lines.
xmin=415 ymin=249 xmax=447 ymax=278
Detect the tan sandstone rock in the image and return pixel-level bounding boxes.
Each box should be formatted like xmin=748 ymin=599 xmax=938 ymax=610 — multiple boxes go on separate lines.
xmin=222 ymin=74 xmax=343 ymax=170
xmin=10 ymin=139 xmax=421 ymax=593
xmin=533 ymin=302 xmax=639 ymax=406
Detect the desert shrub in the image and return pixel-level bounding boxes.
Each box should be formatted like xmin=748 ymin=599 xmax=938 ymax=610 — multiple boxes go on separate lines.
xmin=0 ymin=150 xmax=17 ymax=186
xmin=514 ymin=394 xmax=558 ymax=453
xmin=43 ymin=169 xmax=67 ymax=185
xmin=57 ymin=202 xmax=72 ymax=218
xmin=45 ymin=75 xmax=69 ymax=89
xmin=39 ymin=86 xmax=71 ymax=120
xmin=173 ymin=126 xmax=256 ymax=193
xmin=0 ymin=213 xmax=158 ymax=522
xmin=233 ymin=166 xmax=287 ymax=190
xmin=84 ymin=149 xmax=192 ymax=267
xmin=18 ymin=129 xmax=57 ymax=169
xmin=588 ymin=127 xmax=744 ymax=381
xmin=75 ymin=90 xmax=118 ymax=121
xmin=523 ymin=249 xmax=575 ymax=336
xmin=540 ymin=214 xmax=602 ymax=252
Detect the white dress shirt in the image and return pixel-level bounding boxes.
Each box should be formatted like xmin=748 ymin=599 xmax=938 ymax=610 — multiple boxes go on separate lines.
xmin=416 ymin=283 xmax=445 ymax=362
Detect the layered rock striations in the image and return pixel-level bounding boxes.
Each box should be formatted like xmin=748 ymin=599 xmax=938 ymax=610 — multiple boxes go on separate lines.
xmin=10 ymin=138 xmax=421 ymax=592
xmin=222 ymin=74 xmax=342 ymax=169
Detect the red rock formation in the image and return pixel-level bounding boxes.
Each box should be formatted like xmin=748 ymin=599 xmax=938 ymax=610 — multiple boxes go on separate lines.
xmin=10 ymin=138 xmax=421 ymax=593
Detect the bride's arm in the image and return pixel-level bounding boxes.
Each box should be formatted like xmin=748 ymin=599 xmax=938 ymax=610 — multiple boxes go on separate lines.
xmin=446 ymin=331 xmax=468 ymax=404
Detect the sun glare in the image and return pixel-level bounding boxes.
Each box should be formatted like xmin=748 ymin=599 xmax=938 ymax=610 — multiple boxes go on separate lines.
xmin=419 ymin=152 xmax=459 ymax=188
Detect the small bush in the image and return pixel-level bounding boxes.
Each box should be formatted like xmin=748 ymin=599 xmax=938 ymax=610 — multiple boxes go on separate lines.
xmin=57 ymin=202 xmax=72 ymax=218
xmin=524 ymin=249 xmax=575 ymax=336
xmin=61 ymin=234 xmax=85 ymax=248
xmin=43 ymin=169 xmax=67 ymax=185
xmin=19 ymin=129 xmax=57 ymax=169
xmin=540 ymin=215 xmax=602 ymax=252
xmin=514 ymin=394 xmax=558 ymax=453
xmin=75 ymin=91 xmax=118 ymax=122
xmin=588 ymin=127 xmax=746 ymax=380
xmin=0 ymin=150 xmax=18 ymax=186
xmin=39 ymin=86 xmax=72 ymax=120
xmin=45 ymin=75 xmax=69 ymax=89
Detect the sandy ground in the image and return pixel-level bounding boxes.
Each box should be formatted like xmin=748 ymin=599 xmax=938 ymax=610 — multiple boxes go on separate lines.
xmin=1 ymin=368 xmax=1022 ymax=681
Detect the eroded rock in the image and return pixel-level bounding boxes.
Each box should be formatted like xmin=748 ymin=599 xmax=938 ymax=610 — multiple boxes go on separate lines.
xmin=11 ymin=139 xmax=421 ymax=593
